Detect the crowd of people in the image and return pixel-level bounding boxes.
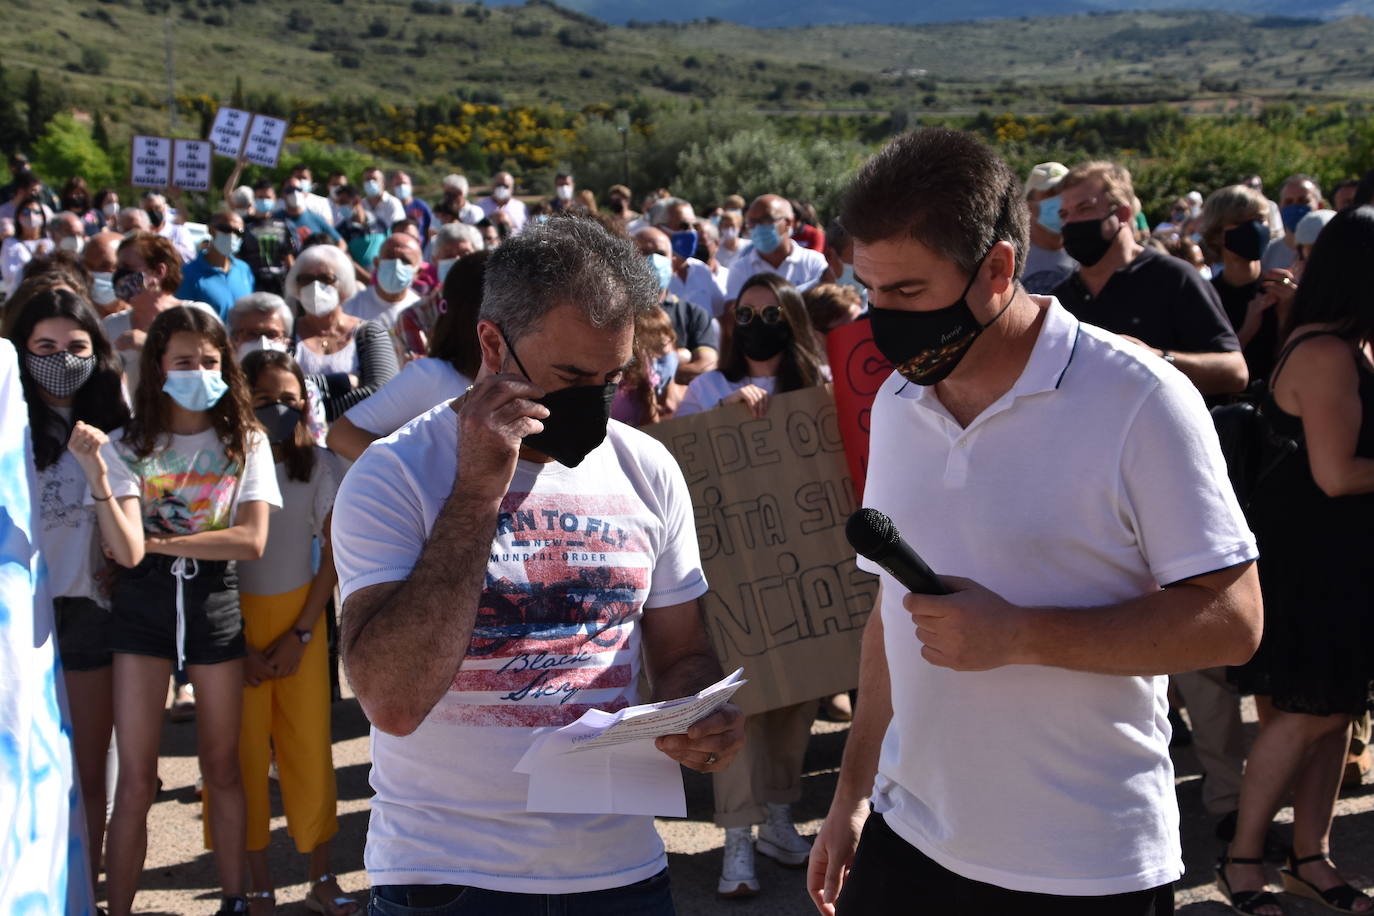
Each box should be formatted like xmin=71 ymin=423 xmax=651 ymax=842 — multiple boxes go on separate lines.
xmin=3 ymin=133 xmax=1374 ymax=916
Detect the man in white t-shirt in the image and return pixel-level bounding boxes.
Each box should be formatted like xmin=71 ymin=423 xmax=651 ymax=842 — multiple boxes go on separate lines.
xmin=359 ymin=166 xmax=405 ymax=234
xmin=479 ymin=171 xmax=528 ymax=234
xmin=333 ymin=217 xmax=744 ymax=913
xmin=724 ymin=195 xmax=833 ymax=304
xmin=807 ymin=128 xmax=1262 ymax=916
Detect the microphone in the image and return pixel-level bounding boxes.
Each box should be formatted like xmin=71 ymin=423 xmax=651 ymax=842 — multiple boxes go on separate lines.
xmin=846 ymin=508 xmax=948 ymax=596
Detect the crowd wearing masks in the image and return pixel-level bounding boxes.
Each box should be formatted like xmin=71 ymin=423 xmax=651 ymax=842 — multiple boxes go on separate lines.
xmin=3 ymin=138 xmax=1374 ymax=916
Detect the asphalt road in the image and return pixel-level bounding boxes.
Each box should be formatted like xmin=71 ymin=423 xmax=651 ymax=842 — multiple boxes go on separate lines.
xmin=119 ymin=692 xmax=1374 ymax=915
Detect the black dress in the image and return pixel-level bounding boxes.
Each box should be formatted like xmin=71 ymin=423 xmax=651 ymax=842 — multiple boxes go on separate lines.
xmin=1232 ymin=333 xmax=1374 ymax=716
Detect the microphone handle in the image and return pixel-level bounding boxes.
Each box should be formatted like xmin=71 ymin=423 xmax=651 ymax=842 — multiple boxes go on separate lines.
xmin=873 ymin=540 xmax=949 ymax=596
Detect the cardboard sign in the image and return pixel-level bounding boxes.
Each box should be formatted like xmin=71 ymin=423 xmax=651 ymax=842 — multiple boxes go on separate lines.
xmin=171 ymin=139 xmax=212 ymax=191
xmin=647 ymin=386 xmax=878 ymax=715
xmin=242 ymin=114 xmax=288 ymax=168
xmin=209 ymin=106 xmax=252 ymax=159
xmin=129 ymin=136 xmax=172 ymax=188
xmin=825 ymin=318 xmax=893 ymax=502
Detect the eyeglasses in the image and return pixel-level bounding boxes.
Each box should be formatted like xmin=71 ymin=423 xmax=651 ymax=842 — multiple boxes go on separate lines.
xmin=736 ymin=304 xmax=784 ymax=326
xmin=296 ymin=273 xmax=336 ymax=286
xmin=213 ymin=225 xmax=244 ymax=236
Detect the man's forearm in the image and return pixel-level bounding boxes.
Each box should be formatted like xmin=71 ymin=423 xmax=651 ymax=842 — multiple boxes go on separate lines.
xmin=652 ymin=650 xmax=724 ymax=703
xmin=1172 ymin=350 xmax=1248 ymax=395
xmin=344 ymin=484 xmax=501 ymax=733
xmin=1020 ymin=563 xmax=1261 ymax=676
xmin=835 ymin=602 xmax=891 ymax=806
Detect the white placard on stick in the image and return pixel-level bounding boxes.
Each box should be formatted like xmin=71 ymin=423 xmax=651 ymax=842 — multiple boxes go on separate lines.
xmin=172 ymin=139 xmax=213 ymax=191
xmin=130 ymin=136 xmax=172 ymax=188
xmin=242 ymin=114 xmax=288 ymax=168
xmin=209 ymin=107 xmax=252 ymax=159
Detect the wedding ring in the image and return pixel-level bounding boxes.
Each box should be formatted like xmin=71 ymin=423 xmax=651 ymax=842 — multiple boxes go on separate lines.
xmin=705 ymin=753 xmax=718 ymax=766
xmin=1282 ymin=277 xmax=1294 ymax=288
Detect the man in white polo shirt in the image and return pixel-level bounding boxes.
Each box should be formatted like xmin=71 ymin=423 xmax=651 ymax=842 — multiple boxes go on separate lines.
xmin=807 ymin=128 xmax=1262 ymax=915
xmin=724 ymin=194 xmax=832 ymax=304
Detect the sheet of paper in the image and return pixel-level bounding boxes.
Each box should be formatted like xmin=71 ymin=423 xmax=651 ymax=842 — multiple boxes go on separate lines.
xmin=171 ymin=139 xmax=212 ymax=191
xmin=209 ymin=107 xmax=251 ymax=159
xmin=129 ymin=136 xmax=171 ymax=188
xmin=243 ymin=114 xmax=288 ymax=168
xmin=513 ymin=668 xmax=745 ymax=817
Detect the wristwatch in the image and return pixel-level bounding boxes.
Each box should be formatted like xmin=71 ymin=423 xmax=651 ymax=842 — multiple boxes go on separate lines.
xmin=1161 ymin=350 xmax=1176 ymax=365
xmin=293 ymin=628 xmax=313 ymax=644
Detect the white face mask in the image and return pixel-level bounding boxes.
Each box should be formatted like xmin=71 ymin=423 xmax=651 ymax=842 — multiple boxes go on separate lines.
xmin=298 ymin=280 xmax=340 ymax=317
xmin=19 ymin=213 xmax=41 ymax=230
xmin=555 ymin=185 xmax=574 ymax=201
xmin=492 ymin=186 xmax=512 ymax=203
xmin=720 ymin=227 xmax=738 ymax=243
xmin=90 ymin=271 xmax=116 ymax=306
xmin=102 ymin=202 xmax=119 ymax=218
xmin=58 ymin=235 xmax=85 ymax=254
xmin=237 ymin=336 xmax=289 ymax=361
xmin=284 ymin=191 xmax=305 ymax=211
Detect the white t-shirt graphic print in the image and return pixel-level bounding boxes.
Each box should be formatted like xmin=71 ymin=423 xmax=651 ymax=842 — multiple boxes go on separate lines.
xmin=332 ymin=403 xmax=706 ymax=892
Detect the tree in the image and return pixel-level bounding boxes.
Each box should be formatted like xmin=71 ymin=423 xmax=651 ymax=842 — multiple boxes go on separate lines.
xmin=91 ymin=111 xmax=111 ymax=153
xmin=673 ymin=127 xmax=862 ymax=217
xmin=24 ymin=70 xmax=60 ymax=146
xmin=32 ymin=114 xmax=117 ymax=192
xmin=0 ymin=62 xmax=27 ymax=157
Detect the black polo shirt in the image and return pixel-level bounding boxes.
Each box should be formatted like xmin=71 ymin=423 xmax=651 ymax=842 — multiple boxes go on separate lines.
xmin=660 ymin=294 xmax=719 ymax=353
xmin=1051 ymin=247 xmax=1240 ymax=354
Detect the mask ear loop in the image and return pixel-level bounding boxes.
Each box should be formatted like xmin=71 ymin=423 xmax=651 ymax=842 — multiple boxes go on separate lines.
xmin=497 ymin=326 xmax=534 ymax=382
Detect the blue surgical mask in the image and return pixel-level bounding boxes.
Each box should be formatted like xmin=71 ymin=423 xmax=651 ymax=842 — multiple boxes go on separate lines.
xmin=436 ymin=257 xmax=459 ymax=285
xmin=213 ymin=231 xmax=242 ymax=258
xmin=90 ymin=271 xmax=116 ymax=306
xmin=648 ymin=252 xmax=672 ymax=291
xmin=162 ymin=369 xmax=228 ymax=412
xmin=1280 ymin=204 xmax=1312 ymax=234
xmin=395 ymin=183 xmax=413 ymax=201
xmin=363 ymin=179 xmax=382 ymax=197
xmin=1037 ymin=196 xmax=1063 ymax=234
xmin=750 ymin=222 xmax=783 ymax=255
xmin=299 ymin=180 xmax=314 ymax=194
xmin=253 ymin=198 xmax=273 ymax=215
xmin=377 ymin=258 xmax=415 ymax=295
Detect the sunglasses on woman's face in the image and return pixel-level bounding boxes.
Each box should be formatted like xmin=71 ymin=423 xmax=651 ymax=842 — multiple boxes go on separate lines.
xmin=735 ymin=304 xmax=784 ymax=326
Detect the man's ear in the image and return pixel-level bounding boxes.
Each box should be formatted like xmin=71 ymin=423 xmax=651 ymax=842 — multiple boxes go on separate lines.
xmin=475 ymin=319 xmax=507 ymax=375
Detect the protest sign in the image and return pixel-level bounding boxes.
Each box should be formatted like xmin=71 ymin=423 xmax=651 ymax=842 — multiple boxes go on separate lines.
xmin=825 ymin=318 xmax=892 ymax=501
xmin=171 ymin=139 xmax=212 ymax=191
xmin=647 ymin=386 xmax=878 ymax=715
xmin=129 ymin=136 xmax=172 ymax=189
xmin=242 ymin=114 xmax=288 ymax=168
xmin=209 ymin=107 xmax=251 ymax=159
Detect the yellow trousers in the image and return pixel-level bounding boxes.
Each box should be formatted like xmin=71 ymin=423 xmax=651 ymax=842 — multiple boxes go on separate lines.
xmin=224 ymin=583 xmax=338 ymax=853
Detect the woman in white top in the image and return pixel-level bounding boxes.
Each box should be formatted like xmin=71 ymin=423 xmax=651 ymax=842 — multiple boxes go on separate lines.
xmin=676 ymin=272 xmax=831 ymax=899
xmin=8 ymin=288 xmax=138 ymax=892
xmin=1 ymin=191 xmax=55 ymax=296
xmin=103 ymin=232 xmax=217 ymax=393
xmin=285 ymin=244 xmax=397 ymax=421
xmin=326 ymin=251 xmax=483 ymax=460
xmin=714 ymin=209 xmax=749 ymax=272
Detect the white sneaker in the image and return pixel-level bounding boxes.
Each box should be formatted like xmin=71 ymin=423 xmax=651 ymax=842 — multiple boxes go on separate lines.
xmin=717 ymin=827 xmax=760 ymax=898
xmin=757 ymin=803 xmax=811 ymax=867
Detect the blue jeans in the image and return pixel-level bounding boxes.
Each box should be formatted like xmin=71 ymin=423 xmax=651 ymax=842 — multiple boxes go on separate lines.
xmin=368 ymin=869 xmax=675 ymax=916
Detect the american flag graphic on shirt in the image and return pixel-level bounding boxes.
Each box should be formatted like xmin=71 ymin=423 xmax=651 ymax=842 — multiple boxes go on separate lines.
xmin=430 ymin=491 xmax=654 ymax=727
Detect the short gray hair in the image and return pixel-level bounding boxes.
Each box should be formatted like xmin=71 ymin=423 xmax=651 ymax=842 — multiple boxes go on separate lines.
xmin=228 ymin=292 xmax=294 ymax=336
xmin=648 ymin=197 xmax=688 ymax=227
xmin=229 ymin=185 xmax=254 ymax=209
xmin=481 ymin=215 xmax=659 ymax=344
xmin=442 ymin=173 xmax=469 ymax=194
xmin=118 ymin=207 xmax=151 ymax=231
xmin=284 ymin=244 xmax=359 ymax=305
xmin=435 ymin=221 xmax=483 ymax=254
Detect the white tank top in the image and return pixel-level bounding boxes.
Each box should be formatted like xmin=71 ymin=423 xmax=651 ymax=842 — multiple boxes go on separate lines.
xmin=295 ymin=333 xmax=357 ymax=376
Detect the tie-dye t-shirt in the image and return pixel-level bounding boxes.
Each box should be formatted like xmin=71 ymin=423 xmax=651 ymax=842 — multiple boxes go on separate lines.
xmin=100 ymin=427 xmax=281 ymax=535
xmin=333 ymin=402 xmax=706 ymax=894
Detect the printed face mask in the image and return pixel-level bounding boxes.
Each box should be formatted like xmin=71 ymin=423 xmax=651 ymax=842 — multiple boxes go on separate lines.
xmin=1060 ymin=213 xmax=1117 ymax=267
xmin=114 ymin=268 xmax=150 ymax=301
xmin=90 ymin=271 xmax=117 ymax=306
xmin=254 ymin=402 xmax=302 ymax=445
xmin=502 ymin=329 xmax=616 ymax=468
xmin=867 ymin=251 xmax=1009 ymax=387
xmin=298 ymin=281 xmax=340 ymax=318
xmin=26 ymin=349 xmax=96 ymax=398
xmin=377 ymin=258 xmax=415 ymax=295
xmin=1223 ymin=220 xmax=1270 ymax=262
xmin=162 ymin=369 xmax=228 ymax=412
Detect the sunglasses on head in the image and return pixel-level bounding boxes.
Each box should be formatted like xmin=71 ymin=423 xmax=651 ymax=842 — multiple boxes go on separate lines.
xmin=735 ymin=304 xmax=784 ymax=326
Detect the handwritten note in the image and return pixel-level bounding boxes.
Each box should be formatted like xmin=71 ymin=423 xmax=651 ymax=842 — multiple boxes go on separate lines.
xmin=171 ymin=139 xmax=212 ymax=191
xmin=209 ymin=107 xmax=251 ymax=159
xmin=242 ymin=114 xmax=287 ymax=168
xmin=129 ymin=136 xmax=171 ymax=188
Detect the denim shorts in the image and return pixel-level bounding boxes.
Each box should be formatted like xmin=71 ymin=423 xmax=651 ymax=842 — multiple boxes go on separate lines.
xmin=54 ymin=596 xmax=113 ymax=671
xmin=109 ymin=555 xmax=245 ymax=666
xmin=369 ymin=869 xmax=675 ymax=916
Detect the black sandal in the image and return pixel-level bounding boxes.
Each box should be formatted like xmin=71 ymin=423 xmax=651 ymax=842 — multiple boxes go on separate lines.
xmin=1281 ymin=851 xmax=1373 ymax=913
xmin=1217 ymin=853 xmax=1285 ymax=915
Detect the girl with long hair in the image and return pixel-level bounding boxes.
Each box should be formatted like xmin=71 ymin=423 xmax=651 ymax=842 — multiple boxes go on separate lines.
xmin=7 ymin=288 xmax=137 ymax=888
xmin=235 ymin=349 xmax=354 ymax=916
xmin=100 ymin=305 xmax=282 ymax=916
xmin=1 ymin=190 xmax=54 ymax=296
xmin=1219 ymin=207 xmax=1374 ymax=916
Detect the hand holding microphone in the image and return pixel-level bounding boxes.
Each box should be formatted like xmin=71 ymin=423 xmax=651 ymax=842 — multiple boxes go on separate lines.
xmin=846 ymin=508 xmax=1031 ymax=671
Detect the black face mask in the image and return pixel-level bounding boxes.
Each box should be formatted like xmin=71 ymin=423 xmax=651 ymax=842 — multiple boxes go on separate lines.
xmin=1223 ymin=220 xmax=1270 ymax=262
xmin=502 ymin=330 xmax=616 ymax=468
xmin=1060 ymin=214 xmax=1117 ymax=267
xmin=735 ymin=317 xmax=792 ymax=362
xmin=146 ymin=207 xmax=164 ymax=227
xmin=254 ymin=402 xmax=302 ymax=446
xmin=868 ymin=252 xmax=1009 ymax=387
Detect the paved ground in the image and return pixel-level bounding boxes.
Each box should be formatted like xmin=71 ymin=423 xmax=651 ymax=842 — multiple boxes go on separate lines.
xmin=121 ymin=691 xmax=1374 ymax=915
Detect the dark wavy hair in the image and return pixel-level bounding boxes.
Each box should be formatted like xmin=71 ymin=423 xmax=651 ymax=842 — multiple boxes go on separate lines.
xmin=123 ymin=306 xmax=258 ymax=467
xmin=428 ymin=250 xmax=487 ymax=379
xmin=1283 ymin=206 xmax=1374 ymax=343
xmin=6 ymin=288 xmax=130 ymax=470
xmin=240 ymin=349 xmax=317 ymax=484
xmin=721 ymin=272 xmax=826 ymax=393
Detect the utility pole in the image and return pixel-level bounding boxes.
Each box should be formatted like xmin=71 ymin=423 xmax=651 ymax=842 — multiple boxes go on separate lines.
xmin=164 ymin=14 xmax=176 ymax=133
xmin=617 ymin=125 xmax=629 ymax=187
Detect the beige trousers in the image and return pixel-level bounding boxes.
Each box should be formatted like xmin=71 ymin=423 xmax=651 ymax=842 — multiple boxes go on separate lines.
xmin=1173 ymin=667 xmax=1247 ymax=816
xmin=712 ymin=700 xmax=818 ymax=828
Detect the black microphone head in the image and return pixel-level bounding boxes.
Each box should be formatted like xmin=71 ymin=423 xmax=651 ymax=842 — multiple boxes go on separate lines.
xmin=846 ymin=508 xmax=899 ymax=560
